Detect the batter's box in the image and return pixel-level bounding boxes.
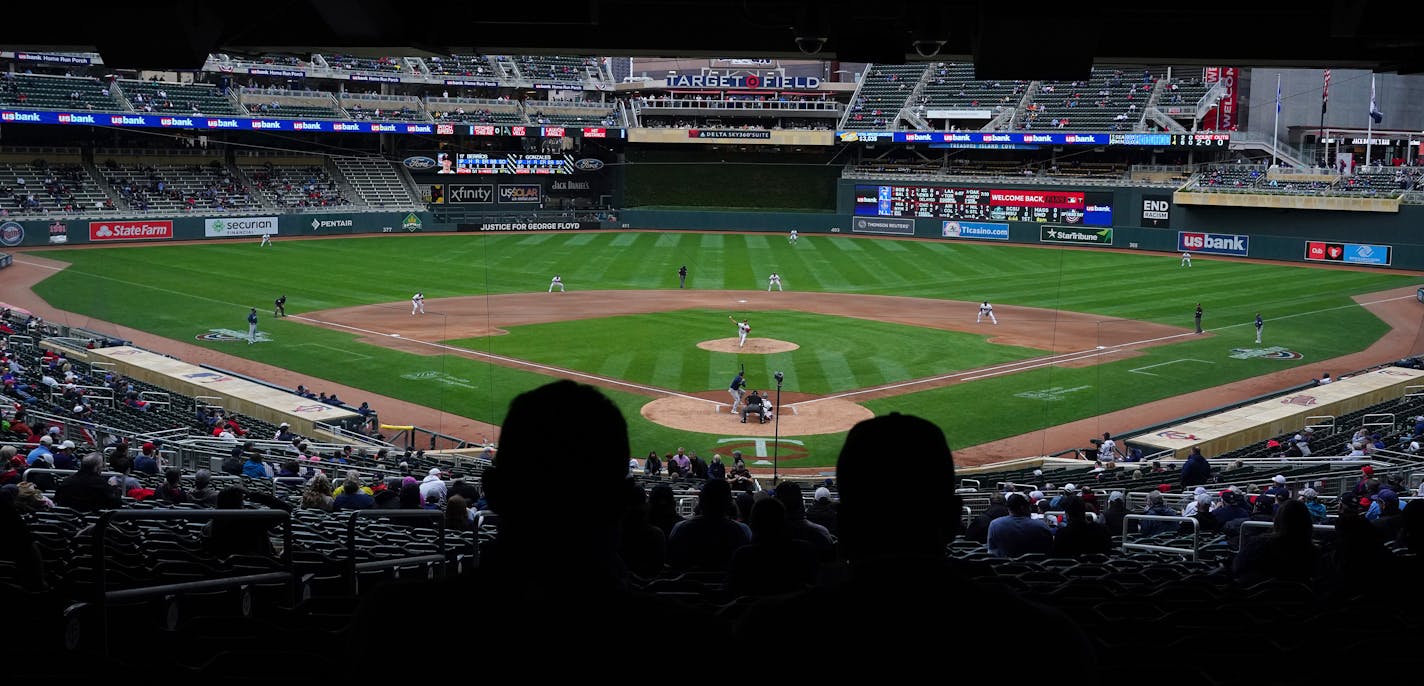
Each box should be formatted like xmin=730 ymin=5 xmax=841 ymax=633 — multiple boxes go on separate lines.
xmin=1129 ymin=358 xmax=1215 ymax=377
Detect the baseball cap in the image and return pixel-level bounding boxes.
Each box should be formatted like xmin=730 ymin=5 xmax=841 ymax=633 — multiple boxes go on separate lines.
xmin=1108 ymin=491 xmax=1124 ymax=502
xmin=814 ymin=487 xmax=831 ymax=501
xmin=1299 ymin=487 xmax=1318 ymax=499
xmin=1375 ymin=489 xmax=1398 ymax=502
xmin=60 ymin=440 xmax=74 ymax=450
xmin=1156 ymin=484 xmax=1172 ymax=493
xmin=1193 ymin=487 xmax=1208 ymax=496
xmin=1272 ymin=475 xmax=1287 ymax=485
xmin=1361 ymin=465 xmax=1375 ymax=476
xmin=142 ymin=441 xmax=155 ymax=451
xmin=1029 ymin=490 xmax=1045 ymax=501
xmin=1063 ymin=483 xmax=1079 ymax=494
xmin=39 ymin=435 xmax=52 ymax=445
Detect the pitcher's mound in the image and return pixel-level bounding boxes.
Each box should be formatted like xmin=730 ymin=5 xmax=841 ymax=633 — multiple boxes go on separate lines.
xmin=697 ymin=337 xmax=799 ymax=354
xmin=642 ymin=396 xmax=871 ymax=436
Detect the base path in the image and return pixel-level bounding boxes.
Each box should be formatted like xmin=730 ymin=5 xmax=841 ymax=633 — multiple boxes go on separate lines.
xmin=954 ymin=286 xmax=1424 ymax=466
xmin=0 ymin=254 xmax=501 ymax=443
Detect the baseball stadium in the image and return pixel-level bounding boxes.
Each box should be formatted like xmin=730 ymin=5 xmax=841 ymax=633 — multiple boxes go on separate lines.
xmin=1 ymin=2 xmax=1422 ymax=678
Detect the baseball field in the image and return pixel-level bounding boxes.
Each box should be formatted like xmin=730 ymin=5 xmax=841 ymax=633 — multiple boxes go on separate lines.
xmin=19 ymin=231 xmax=1422 ymax=468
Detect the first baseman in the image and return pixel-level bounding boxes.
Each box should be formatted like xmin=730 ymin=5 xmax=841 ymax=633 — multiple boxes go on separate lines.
xmin=729 ymin=316 xmax=751 ymax=347
xmin=977 ymin=301 xmax=997 ymax=324
xmin=247 ymin=308 xmax=258 ymax=344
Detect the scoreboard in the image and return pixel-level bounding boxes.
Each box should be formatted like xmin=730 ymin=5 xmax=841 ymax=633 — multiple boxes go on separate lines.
xmin=853 ymin=185 xmax=1113 ymax=226
xmin=448 ymin=153 xmax=575 ymax=174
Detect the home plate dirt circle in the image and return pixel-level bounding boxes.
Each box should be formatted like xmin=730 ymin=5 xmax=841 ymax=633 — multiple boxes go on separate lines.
xmin=696 ymin=337 xmax=800 ymax=354
xmin=641 ymin=396 xmax=872 ymax=436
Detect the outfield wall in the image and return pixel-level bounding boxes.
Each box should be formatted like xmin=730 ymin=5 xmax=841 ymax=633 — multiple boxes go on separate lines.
xmin=618 ymin=180 xmax=1424 ymax=270
xmin=0 ymin=211 xmax=443 ymax=248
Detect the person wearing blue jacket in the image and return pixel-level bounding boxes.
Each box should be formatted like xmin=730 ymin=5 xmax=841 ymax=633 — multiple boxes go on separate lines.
xmin=1180 ymin=447 xmax=1212 ymax=487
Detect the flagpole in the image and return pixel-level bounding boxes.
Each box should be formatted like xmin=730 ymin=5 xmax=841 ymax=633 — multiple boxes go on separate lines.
xmin=1272 ymin=74 xmax=1281 ymax=167
xmin=1366 ymin=74 xmax=1375 ymax=169
xmin=1319 ymin=69 xmax=1329 ymax=169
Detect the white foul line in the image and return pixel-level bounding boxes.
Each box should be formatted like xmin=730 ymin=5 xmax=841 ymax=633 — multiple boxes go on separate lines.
xmin=1128 ymin=358 xmax=1215 ymax=377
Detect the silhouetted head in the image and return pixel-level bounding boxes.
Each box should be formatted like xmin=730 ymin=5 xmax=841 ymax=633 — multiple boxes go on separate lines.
xmin=485 ymin=381 xmax=630 ymax=532
xmin=697 ymin=478 xmax=733 ymax=519
xmin=773 ymin=481 xmax=806 ymax=518
xmin=216 ymin=487 xmax=245 ymax=510
xmin=1400 ymin=499 xmax=1424 ymax=554
xmin=1061 ymin=495 xmax=1086 ymax=524
xmin=79 ymin=452 xmax=104 ymax=475
xmin=749 ymin=497 xmax=790 ymax=543
xmin=837 ymin=413 xmax=959 ymax=560
xmin=1273 ymin=498 xmax=1313 ymax=544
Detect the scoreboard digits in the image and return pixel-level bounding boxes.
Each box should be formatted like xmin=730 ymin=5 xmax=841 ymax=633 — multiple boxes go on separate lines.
xmin=452 ymin=153 xmax=575 ymax=174
xmin=855 ymin=185 xmax=1114 ymax=226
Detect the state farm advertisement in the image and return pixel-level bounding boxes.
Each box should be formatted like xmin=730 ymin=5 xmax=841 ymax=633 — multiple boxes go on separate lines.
xmin=89 ymin=221 xmax=174 ymax=241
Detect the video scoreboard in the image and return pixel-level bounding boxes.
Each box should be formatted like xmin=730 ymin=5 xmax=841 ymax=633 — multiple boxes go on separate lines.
xmin=854 ymin=185 xmax=1114 ymax=226
xmin=443 ymin=153 xmax=575 ymax=174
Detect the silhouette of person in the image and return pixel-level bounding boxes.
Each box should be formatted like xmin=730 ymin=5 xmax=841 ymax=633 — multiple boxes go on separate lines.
xmin=352 ymin=380 xmax=727 ymax=659
xmin=735 ymin=412 xmax=1094 ymax=667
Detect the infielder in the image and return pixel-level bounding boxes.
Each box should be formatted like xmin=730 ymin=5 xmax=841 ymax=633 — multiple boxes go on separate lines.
xmin=768 ymin=272 xmax=783 ymax=292
xmin=729 ymin=316 xmax=751 ymax=348
xmin=977 ymin=301 xmax=997 ymax=324
xmin=549 ymin=274 xmax=565 ymax=292
xmin=246 ymin=308 xmax=258 ymax=344
xmin=789 ymin=229 xmax=798 ymax=245
xmin=412 ymin=291 xmax=425 ymax=315
xmin=728 ymin=368 xmax=746 ymax=413
xmin=260 ymin=233 xmax=273 ymax=247
xmin=274 ymin=295 xmax=287 ymax=318
xmin=1255 ymin=313 xmax=1264 ymax=344
xmin=1181 ymin=251 xmax=1192 ymax=267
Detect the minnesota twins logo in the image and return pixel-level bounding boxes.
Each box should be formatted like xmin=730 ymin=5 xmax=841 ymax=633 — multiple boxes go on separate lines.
xmin=196 ymin=328 xmax=272 ymax=343
xmin=1280 ymin=395 xmax=1318 ymax=407
xmin=1229 ymin=346 xmax=1302 ymax=360
xmin=1155 ymin=430 xmax=1199 ymax=441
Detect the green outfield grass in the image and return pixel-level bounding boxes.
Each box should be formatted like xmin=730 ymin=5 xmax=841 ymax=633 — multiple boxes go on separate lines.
xmin=447 ymin=309 xmax=1043 ymax=395
xmin=28 ymin=232 xmax=1421 ymax=467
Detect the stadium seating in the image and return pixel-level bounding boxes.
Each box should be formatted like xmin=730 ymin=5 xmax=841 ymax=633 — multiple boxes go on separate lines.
xmin=239 ymin=161 xmax=352 ymax=210
xmin=917 ymin=62 xmax=1026 ymax=121
xmin=119 ymin=80 xmax=244 ymax=116
xmin=341 ymin=95 xmax=429 ymax=122
xmin=93 ymin=157 xmax=259 ymax=213
xmin=425 ymin=54 xmax=496 ymax=77
xmin=514 ymin=55 xmax=601 ymax=84
xmin=318 ymin=54 xmax=405 ymax=73
xmin=525 ymin=100 xmax=622 ymax=127
xmin=841 ymin=64 xmax=926 ymax=130
xmin=329 ymin=156 xmax=419 ymax=209
xmin=0 ymin=156 xmax=113 ymax=215
xmin=1017 ymin=67 xmax=1164 ymax=132
xmin=425 ymin=97 xmax=525 ymax=124
xmin=0 ymin=73 xmax=121 ymax=111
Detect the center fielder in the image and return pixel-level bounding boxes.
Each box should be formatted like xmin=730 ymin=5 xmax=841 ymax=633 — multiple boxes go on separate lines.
xmin=549 ymin=274 xmax=565 ymax=292
xmin=789 ymin=229 xmax=798 ymax=244
xmin=768 ymin=272 xmax=783 ymax=291
xmin=1181 ymin=251 xmax=1192 ymax=267
xmin=729 ymin=316 xmax=751 ymax=348
xmin=412 ymin=291 xmax=425 ymax=315
xmin=977 ymin=301 xmax=997 ymax=324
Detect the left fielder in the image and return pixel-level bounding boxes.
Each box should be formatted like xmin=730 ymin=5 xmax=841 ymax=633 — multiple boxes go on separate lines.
xmin=977 ymin=301 xmax=997 ymax=324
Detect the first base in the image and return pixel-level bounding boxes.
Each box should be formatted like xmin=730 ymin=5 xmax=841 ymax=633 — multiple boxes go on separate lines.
xmin=391 ymin=333 xmax=402 ymax=338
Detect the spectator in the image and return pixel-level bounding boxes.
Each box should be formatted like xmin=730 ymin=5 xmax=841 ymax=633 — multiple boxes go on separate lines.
xmin=647 ymin=484 xmax=682 ymax=538
xmin=1049 ymin=496 xmax=1111 ymax=557
xmin=189 ymin=469 xmax=219 ymax=507
xmin=1371 ymin=489 xmax=1404 ymax=541
xmin=988 ymin=492 xmax=1053 ymax=557
xmin=618 ymin=479 xmax=666 ymax=578
xmin=667 ymin=478 xmax=751 ymax=571
xmin=772 ymin=481 xmax=835 ymax=562
xmin=1136 ymin=490 xmax=1179 ymax=537
xmin=25 ymin=435 xmax=54 ymax=466
xmin=1180 ymin=447 xmax=1211 ymax=487
xmin=134 ymin=442 xmax=161 ymax=475
xmin=156 ymin=467 xmax=188 ymax=503
xmin=707 ymin=454 xmax=726 ymax=481
xmin=50 ymin=440 xmax=77 ymax=470
xmin=736 ymin=413 xmax=1093 ymax=665
xmin=1182 ymin=492 xmax=1220 ymax=533
xmin=398 ymin=479 xmax=423 ymax=509
xmin=966 ymin=492 xmax=1008 ymax=543
xmin=1233 ymin=499 xmax=1318 ymax=584
xmin=643 ymin=450 xmax=661 ymax=476
xmin=728 ymin=497 xmax=818 ymax=597
xmin=419 ymin=467 xmax=447 ymax=505
xmin=1300 ymin=487 xmax=1327 ymax=523
xmin=301 ymin=473 xmax=335 ymax=511
xmin=334 ymin=476 xmax=375 ymax=510
xmin=444 ymin=494 xmax=474 ymax=532
xmin=806 ymin=486 xmax=838 ymax=536
xmin=202 ymin=488 xmax=277 ymax=557
xmin=12 ymin=482 xmax=54 ymax=513
xmin=54 ymin=453 xmax=121 ymax=512
xmin=241 ymin=451 xmax=269 ymax=480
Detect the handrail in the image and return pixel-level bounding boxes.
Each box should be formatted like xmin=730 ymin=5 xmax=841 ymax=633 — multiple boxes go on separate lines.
xmin=1237 ymin=520 xmax=1336 ymax=550
xmin=343 ymin=509 xmax=449 ymax=594
xmin=1121 ymin=514 xmax=1200 ymax=561
xmin=91 ymin=507 xmax=296 ymax=656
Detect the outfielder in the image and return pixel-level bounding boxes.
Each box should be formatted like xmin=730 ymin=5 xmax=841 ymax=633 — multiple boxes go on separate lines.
xmin=789 ymin=229 xmax=798 ymax=245
xmin=246 ymin=308 xmax=258 ymax=344
xmin=728 ymin=368 xmax=746 ymax=414
xmin=768 ymin=272 xmax=783 ymax=292
xmin=412 ymin=291 xmax=425 ymax=315
xmin=1255 ymin=313 xmax=1264 ymax=344
xmin=1181 ymin=251 xmax=1192 ymax=267
xmin=729 ymin=316 xmax=751 ymax=348
xmin=260 ymin=233 xmax=273 ymax=247
xmin=549 ymin=274 xmax=565 ymax=292
xmin=977 ymin=301 xmax=997 ymax=324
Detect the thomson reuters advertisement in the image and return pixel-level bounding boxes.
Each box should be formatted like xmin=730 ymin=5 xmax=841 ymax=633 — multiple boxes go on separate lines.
xmin=89 ymin=221 xmax=173 ymax=241
xmin=203 ymin=216 xmax=278 ymax=238
xmin=1178 ymin=231 xmax=1248 ymax=257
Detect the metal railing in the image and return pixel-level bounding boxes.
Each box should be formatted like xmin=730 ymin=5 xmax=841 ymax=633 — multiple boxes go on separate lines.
xmin=344 ymin=509 xmax=452 ymax=594
xmin=1121 ymin=514 xmax=1201 ymax=560
xmin=1237 ymin=520 xmax=1336 ymax=550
